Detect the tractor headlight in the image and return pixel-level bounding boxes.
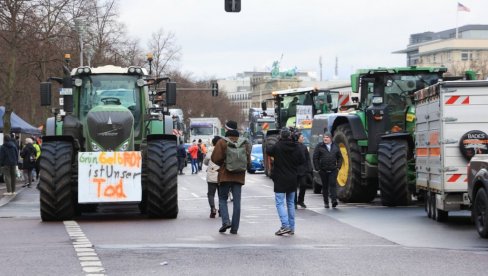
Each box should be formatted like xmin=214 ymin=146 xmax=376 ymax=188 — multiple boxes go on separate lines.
xmin=118 ymin=141 xmax=130 ymax=151
xmin=372 ymin=96 xmax=383 ymax=105
xmin=91 ymin=142 xmax=102 ymax=152
xmin=74 ymin=78 xmax=83 ymax=87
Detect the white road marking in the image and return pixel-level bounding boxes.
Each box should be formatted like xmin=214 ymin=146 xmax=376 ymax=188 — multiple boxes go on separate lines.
xmin=181 ymin=187 xmax=188 ymax=191
xmin=191 ymin=193 xmax=199 ymax=198
xmin=64 ymin=221 xmax=106 ymax=276
xmin=262 ymin=185 xmax=272 ymax=188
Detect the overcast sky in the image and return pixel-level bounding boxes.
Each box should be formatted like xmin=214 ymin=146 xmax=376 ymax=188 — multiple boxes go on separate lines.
xmin=119 ymin=0 xmax=488 ymax=80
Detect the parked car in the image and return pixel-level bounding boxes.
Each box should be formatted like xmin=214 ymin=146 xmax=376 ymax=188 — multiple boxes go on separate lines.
xmin=248 ymin=144 xmax=264 ymax=173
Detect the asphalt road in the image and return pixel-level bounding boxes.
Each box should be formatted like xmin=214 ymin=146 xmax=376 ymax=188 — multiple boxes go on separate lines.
xmin=1 ymin=165 xmax=488 ymax=275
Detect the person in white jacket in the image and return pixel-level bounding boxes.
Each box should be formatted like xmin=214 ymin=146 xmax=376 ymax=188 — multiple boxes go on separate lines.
xmin=204 ymin=136 xmax=222 ymax=218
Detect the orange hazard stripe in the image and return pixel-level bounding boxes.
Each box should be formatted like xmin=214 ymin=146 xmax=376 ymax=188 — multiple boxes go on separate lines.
xmin=447 ymin=174 xmax=462 ymax=182
xmin=429 ymin=148 xmax=440 ymax=156
xmin=445 ymin=96 xmax=459 ymax=105
xmin=416 ymin=148 xmax=428 ymax=157
xmin=340 ymin=96 xmax=350 ymax=106
xmin=461 ymin=96 xmax=469 ymax=104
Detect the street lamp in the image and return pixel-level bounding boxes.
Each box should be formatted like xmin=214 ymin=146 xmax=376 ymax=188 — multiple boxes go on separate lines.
xmin=74 ymin=18 xmax=86 ymax=66
xmin=147 ymin=53 xmax=154 ymax=76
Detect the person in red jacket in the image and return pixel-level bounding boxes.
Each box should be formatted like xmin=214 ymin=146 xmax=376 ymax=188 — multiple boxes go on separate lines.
xmin=188 ymin=140 xmax=199 ymax=174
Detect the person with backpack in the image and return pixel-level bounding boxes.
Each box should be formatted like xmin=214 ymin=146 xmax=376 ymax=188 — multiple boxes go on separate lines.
xmin=197 ymin=139 xmax=207 ymax=171
xmin=20 ymin=137 xmax=37 ymax=188
xmin=212 ymin=120 xmax=251 ymax=234
xmin=266 ymin=127 xmax=305 ymax=236
xmin=203 ymin=136 xmax=222 ymax=218
xmin=0 ymin=134 xmax=19 ymax=195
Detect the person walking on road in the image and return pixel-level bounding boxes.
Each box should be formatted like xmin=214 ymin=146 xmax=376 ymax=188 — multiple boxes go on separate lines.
xmin=212 ymin=120 xmax=251 ymax=235
xmin=20 ymin=137 xmax=37 ymax=188
xmin=296 ymin=132 xmax=312 ymax=208
xmin=188 ymin=140 xmax=199 ymax=174
xmin=0 ymin=134 xmax=19 ymax=195
xmin=32 ymin=137 xmax=41 ymax=181
xmin=177 ymin=139 xmax=186 ymax=175
xmin=197 ymin=139 xmax=207 ymax=171
xmin=204 ymin=136 xmax=222 ymax=218
xmin=313 ymin=130 xmax=343 ymax=208
xmin=266 ymin=127 xmax=305 ymax=236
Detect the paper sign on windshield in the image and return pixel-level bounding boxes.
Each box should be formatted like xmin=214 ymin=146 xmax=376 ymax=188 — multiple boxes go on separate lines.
xmin=78 ymin=152 xmax=142 ymax=203
xmin=296 ymin=105 xmax=313 ymax=129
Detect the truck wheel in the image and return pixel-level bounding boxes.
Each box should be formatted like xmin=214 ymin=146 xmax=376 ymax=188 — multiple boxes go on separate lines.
xmin=474 ymin=188 xmax=488 ymax=238
xmin=263 ymin=134 xmax=279 ymax=177
xmin=426 ymin=193 xmax=432 ymax=218
xmin=436 ymin=209 xmax=449 ymax=222
xmin=431 ymin=193 xmax=437 ymax=220
xmin=39 ymin=141 xmax=76 ymax=221
xmin=145 ymin=139 xmax=178 ymax=218
xmin=333 ymin=124 xmax=365 ymax=202
xmin=378 ymin=140 xmax=411 ymax=206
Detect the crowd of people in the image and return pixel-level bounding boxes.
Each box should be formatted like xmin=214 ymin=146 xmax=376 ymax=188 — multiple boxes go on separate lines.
xmin=183 ymin=118 xmax=342 ymax=237
xmin=1 ymin=134 xmax=42 ymax=195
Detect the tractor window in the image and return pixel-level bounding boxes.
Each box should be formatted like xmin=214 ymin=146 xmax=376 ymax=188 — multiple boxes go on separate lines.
xmin=79 ymin=74 xmax=142 ymax=136
xmin=315 ymin=91 xmax=339 ymax=114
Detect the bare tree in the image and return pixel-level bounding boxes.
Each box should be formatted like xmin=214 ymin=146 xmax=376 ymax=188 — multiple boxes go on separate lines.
xmin=147 ymin=28 xmax=181 ymax=77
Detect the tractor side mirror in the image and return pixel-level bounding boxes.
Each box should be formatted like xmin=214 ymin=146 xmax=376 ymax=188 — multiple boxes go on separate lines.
xmin=326 ymin=94 xmax=332 ymax=104
xmin=261 ymin=101 xmax=267 ymax=111
xmin=166 ymin=82 xmax=177 ymax=106
xmin=40 ymin=82 xmax=52 ymax=106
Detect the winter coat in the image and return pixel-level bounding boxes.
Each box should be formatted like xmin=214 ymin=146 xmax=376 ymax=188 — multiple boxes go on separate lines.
xmin=0 ymin=140 xmax=19 ymax=167
xmin=20 ymin=143 xmax=37 ymax=170
xmin=188 ymin=144 xmax=199 ymax=159
xmin=177 ymin=144 xmax=186 ymax=158
xmin=211 ymin=130 xmax=251 ymax=185
xmin=204 ymin=147 xmax=219 ymax=183
xmin=266 ymin=138 xmax=306 ymax=193
xmin=313 ymin=142 xmax=343 ymax=172
xmin=297 ymin=143 xmax=312 ymax=176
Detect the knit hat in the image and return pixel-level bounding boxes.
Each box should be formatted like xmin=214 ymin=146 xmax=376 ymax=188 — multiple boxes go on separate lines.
xmin=324 ymin=129 xmax=332 ymax=137
xmin=224 ymin=120 xmax=238 ymax=131
xmin=280 ymin=127 xmax=291 ymax=139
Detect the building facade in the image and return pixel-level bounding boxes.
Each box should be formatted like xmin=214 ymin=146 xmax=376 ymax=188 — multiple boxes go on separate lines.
xmin=394 ymin=25 xmax=488 ymax=79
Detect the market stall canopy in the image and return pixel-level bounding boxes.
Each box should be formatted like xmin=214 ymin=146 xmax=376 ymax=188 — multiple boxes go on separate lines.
xmin=0 ymin=106 xmax=42 ymax=135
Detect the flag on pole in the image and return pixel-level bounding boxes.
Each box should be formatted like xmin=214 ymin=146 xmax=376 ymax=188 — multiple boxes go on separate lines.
xmin=457 ymin=2 xmax=470 ymax=12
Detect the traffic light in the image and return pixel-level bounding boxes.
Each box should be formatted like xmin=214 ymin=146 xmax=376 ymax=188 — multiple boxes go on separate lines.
xmin=225 ymin=0 xmax=241 ymax=12
xmin=211 ymin=81 xmax=219 ymax=97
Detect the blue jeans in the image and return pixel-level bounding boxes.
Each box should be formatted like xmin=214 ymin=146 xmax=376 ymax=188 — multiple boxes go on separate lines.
xmin=275 ymin=192 xmax=296 ymax=231
xmin=191 ymin=158 xmax=198 ymax=173
xmin=219 ymin=182 xmax=242 ymax=232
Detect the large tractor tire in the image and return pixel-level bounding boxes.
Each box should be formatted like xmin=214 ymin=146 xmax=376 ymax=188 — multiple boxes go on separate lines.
xmin=263 ymin=134 xmax=279 ymax=177
xmin=333 ymin=124 xmax=368 ymax=202
xmin=473 ymin=188 xmax=488 ymax=238
xmin=378 ymin=140 xmax=411 ymax=206
xmin=39 ymin=141 xmax=76 ymax=221
xmin=144 ymin=139 xmax=178 ymax=218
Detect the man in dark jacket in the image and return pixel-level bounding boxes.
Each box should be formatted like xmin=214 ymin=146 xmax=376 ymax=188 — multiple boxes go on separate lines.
xmin=212 ymin=120 xmax=251 ymax=235
xmin=267 ymin=127 xmax=305 ymax=236
xmin=313 ymin=130 xmax=343 ymax=208
xmin=296 ymin=132 xmax=312 ymax=208
xmin=176 ymin=139 xmax=186 ymax=175
xmin=0 ymin=134 xmax=19 ymax=195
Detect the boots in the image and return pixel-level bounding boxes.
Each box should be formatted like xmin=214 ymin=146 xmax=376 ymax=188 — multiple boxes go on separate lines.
xmin=210 ymin=208 xmax=217 ymax=218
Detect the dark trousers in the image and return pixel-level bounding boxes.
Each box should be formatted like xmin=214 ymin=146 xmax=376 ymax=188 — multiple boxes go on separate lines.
xmin=35 ymin=158 xmax=40 ymax=179
xmin=207 ymin=182 xmax=219 ymax=210
xmin=177 ymin=157 xmax=185 ymax=173
xmin=295 ymin=175 xmax=307 ymax=204
xmin=319 ymin=170 xmax=338 ymax=204
xmin=2 ymin=166 xmax=16 ymax=193
xmin=219 ymin=182 xmax=242 ymax=232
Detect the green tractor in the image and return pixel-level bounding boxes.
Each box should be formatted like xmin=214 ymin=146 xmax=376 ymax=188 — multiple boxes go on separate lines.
xmin=324 ymin=67 xmax=448 ymax=205
xmin=38 ymin=57 xmax=178 ymax=221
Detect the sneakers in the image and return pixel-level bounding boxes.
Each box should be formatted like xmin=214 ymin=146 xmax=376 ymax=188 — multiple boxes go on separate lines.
xmin=298 ymin=202 xmax=307 ymax=208
xmin=3 ymin=192 xmax=12 ymax=196
xmin=219 ymin=223 xmax=232 ymax=233
xmin=332 ymin=202 xmax=338 ymax=208
xmin=275 ymin=227 xmax=292 ymax=236
xmin=324 ymin=203 xmax=330 ymax=208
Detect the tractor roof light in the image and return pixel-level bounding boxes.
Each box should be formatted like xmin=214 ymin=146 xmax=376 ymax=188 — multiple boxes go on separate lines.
xmin=128 ymin=66 xmax=143 ymax=75
xmin=76 ymin=66 xmax=91 ymax=75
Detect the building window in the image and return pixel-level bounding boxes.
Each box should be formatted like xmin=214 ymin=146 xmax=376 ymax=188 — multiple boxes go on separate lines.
xmin=461 ymin=51 xmax=473 ymax=61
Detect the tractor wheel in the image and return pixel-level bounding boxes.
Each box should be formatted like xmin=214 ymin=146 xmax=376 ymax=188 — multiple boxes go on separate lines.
xmin=263 ymin=134 xmax=279 ymax=177
xmin=333 ymin=124 xmax=365 ymax=202
xmin=378 ymin=140 xmax=411 ymax=206
xmin=39 ymin=141 xmax=76 ymax=221
xmin=474 ymin=188 xmax=488 ymax=238
xmin=144 ymin=139 xmax=178 ymax=218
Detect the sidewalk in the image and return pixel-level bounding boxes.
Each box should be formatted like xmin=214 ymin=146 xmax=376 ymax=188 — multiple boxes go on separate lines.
xmin=0 ymin=179 xmax=33 ymax=207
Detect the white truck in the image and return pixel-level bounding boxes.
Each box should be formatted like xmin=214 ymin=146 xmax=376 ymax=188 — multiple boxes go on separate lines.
xmin=415 ymin=80 xmax=488 ymax=222
xmin=189 ymin=117 xmax=222 ymax=147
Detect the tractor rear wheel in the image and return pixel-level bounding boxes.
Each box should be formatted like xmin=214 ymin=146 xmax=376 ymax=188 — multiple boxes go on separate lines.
xmin=39 ymin=141 xmax=76 ymax=221
xmin=378 ymin=140 xmax=411 ymax=206
xmin=263 ymin=134 xmax=279 ymax=177
xmin=145 ymin=139 xmax=178 ymax=218
xmin=333 ymin=124 xmax=365 ymax=202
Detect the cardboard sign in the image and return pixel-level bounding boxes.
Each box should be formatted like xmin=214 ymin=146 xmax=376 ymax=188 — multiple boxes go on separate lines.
xmin=78 ymin=152 xmax=142 ymax=203
xmin=296 ymin=105 xmax=313 ymax=129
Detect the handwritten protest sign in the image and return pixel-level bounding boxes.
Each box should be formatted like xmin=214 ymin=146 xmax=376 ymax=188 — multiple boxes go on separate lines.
xmin=78 ymin=152 xmax=142 ymax=203
xmin=296 ymin=105 xmax=313 ymax=129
